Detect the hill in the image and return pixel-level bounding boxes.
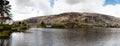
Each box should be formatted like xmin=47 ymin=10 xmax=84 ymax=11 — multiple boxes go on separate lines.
xmin=22 ymin=12 xmax=120 ymax=28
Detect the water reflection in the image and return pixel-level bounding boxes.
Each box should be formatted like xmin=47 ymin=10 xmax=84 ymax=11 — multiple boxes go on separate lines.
xmin=0 ymin=38 xmax=10 ymax=46
xmin=9 ymin=28 xmax=120 ymax=46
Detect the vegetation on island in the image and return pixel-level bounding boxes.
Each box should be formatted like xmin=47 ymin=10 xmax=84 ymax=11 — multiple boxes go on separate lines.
xmin=24 ymin=12 xmax=120 ymax=28
xmin=0 ymin=0 xmax=12 ymax=39
xmin=37 ymin=23 xmax=120 ymax=29
xmin=0 ymin=0 xmax=29 ymax=39
xmin=0 ymin=22 xmax=29 ymax=39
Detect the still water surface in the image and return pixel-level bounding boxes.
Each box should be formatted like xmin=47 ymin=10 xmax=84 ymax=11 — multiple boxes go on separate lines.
xmin=2 ymin=28 xmax=120 ymax=46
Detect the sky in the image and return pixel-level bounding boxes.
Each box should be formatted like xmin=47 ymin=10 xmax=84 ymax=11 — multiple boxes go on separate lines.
xmin=8 ymin=0 xmax=120 ymax=21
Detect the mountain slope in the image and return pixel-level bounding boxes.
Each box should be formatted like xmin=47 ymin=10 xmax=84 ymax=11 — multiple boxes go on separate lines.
xmin=23 ymin=12 xmax=120 ymax=28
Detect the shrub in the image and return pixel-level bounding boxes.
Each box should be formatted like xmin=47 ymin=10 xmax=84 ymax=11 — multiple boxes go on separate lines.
xmin=0 ymin=24 xmax=12 ymax=31
xmin=52 ymin=24 xmax=66 ymax=28
xmin=20 ymin=25 xmax=28 ymax=30
xmin=77 ymin=24 xmax=93 ymax=28
xmin=93 ymin=25 xmax=106 ymax=28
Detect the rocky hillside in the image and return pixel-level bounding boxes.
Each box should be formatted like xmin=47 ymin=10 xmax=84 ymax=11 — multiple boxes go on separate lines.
xmin=22 ymin=12 xmax=120 ymax=28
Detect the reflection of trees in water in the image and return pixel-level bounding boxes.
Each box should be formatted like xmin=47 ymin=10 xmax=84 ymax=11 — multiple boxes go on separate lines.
xmin=65 ymin=28 xmax=112 ymax=42
xmin=40 ymin=28 xmax=114 ymax=46
xmin=41 ymin=30 xmax=54 ymax=46
xmin=0 ymin=39 xmax=10 ymax=46
xmin=0 ymin=36 xmax=10 ymax=46
xmin=0 ymin=40 xmax=4 ymax=46
xmin=81 ymin=28 xmax=108 ymax=42
xmin=60 ymin=28 xmax=113 ymax=46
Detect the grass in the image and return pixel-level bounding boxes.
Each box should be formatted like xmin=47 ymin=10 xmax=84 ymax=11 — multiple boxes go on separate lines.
xmin=0 ymin=31 xmax=10 ymax=36
xmin=37 ymin=23 xmax=108 ymax=28
xmin=0 ymin=24 xmax=29 ymax=39
xmin=77 ymin=24 xmax=107 ymax=28
xmin=51 ymin=24 xmax=107 ymax=28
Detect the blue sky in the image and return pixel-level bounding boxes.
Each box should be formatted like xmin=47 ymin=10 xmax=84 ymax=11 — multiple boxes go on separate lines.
xmin=50 ymin=0 xmax=55 ymax=8
xmin=104 ymin=0 xmax=120 ymax=5
xmin=9 ymin=0 xmax=120 ymax=21
xmin=50 ymin=0 xmax=120 ymax=7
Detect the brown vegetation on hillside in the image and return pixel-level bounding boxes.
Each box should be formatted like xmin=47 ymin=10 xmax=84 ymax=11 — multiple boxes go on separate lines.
xmin=22 ymin=12 xmax=120 ymax=28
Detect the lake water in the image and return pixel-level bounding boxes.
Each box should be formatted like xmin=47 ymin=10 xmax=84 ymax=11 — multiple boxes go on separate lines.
xmin=1 ymin=28 xmax=120 ymax=46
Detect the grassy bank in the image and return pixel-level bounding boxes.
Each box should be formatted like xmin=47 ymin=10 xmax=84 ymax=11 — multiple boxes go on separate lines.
xmin=0 ymin=24 xmax=29 ymax=39
xmin=37 ymin=23 xmax=119 ymax=29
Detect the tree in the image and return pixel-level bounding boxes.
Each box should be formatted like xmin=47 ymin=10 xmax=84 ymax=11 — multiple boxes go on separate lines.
xmin=0 ymin=0 xmax=12 ymax=24
xmin=40 ymin=21 xmax=45 ymax=27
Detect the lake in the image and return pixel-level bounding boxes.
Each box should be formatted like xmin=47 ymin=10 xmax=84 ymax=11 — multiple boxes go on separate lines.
xmin=1 ymin=28 xmax=120 ymax=46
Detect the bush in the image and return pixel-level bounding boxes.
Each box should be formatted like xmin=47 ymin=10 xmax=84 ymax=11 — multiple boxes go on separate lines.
xmin=0 ymin=24 xmax=11 ymax=31
xmin=0 ymin=24 xmax=12 ymax=38
xmin=52 ymin=24 xmax=66 ymax=28
xmin=4 ymin=25 xmax=12 ymax=30
xmin=77 ymin=24 xmax=93 ymax=28
xmin=37 ymin=24 xmax=45 ymax=28
xmin=0 ymin=24 xmax=29 ymax=39
xmin=20 ymin=25 xmax=28 ymax=30
xmin=0 ymin=24 xmax=20 ymax=31
xmin=94 ymin=25 xmax=106 ymax=28
xmin=0 ymin=31 xmax=11 ymax=39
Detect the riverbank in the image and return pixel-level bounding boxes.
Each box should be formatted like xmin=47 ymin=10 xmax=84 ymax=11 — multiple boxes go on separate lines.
xmin=0 ymin=24 xmax=29 ymax=39
xmin=37 ymin=24 xmax=120 ymax=29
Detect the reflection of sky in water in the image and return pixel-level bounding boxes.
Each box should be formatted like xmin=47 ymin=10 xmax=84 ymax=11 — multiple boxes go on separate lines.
xmin=10 ymin=28 xmax=120 ymax=46
xmin=11 ymin=33 xmax=24 ymax=39
xmin=11 ymin=33 xmax=25 ymax=46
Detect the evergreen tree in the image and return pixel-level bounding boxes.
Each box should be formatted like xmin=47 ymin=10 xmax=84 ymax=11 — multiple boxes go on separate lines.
xmin=0 ymin=0 xmax=12 ymax=24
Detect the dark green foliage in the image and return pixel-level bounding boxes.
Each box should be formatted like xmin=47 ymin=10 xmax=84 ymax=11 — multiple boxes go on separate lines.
xmin=65 ymin=22 xmax=78 ymax=28
xmin=20 ymin=25 xmax=28 ymax=30
xmin=77 ymin=24 xmax=107 ymax=28
xmin=107 ymin=25 xmax=117 ymax=28
xmin=20 ymin=22 xmax=28 ymax=30
xmin=37 ymin=21 xmax=46 ymax=28
xmin=40 ymin=21 xmax=46 ymax=27
xmin=52 ymin=24 xmax=66 ymax=28
xmin=0 ymin=24 xmax=11 ymax=31
xmin=0 ymin=24 xmax=13 ymax=38
xmin=77 ymin=24 xmax=93 ymax=28
xmin=3 ymin=25 xmax=12 ymax=30
xmin=37 ymin=23 xmax=109 ymax=28
xmin=0 ymin=24 xmax=29 ymax=39
xmin=94 ymin=25 xmax=106 ymax=27
xmin=0 ymin=24 xmax=17 ymax=31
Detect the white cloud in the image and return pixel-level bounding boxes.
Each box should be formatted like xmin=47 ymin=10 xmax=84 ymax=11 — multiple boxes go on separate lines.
xmin=53 ymin=0 xmax=120 ymax=18
xmin=9 ymin=0 xmax=120 ymax=21
xmin=101 ymin=4 xmax=120 ymax=17
xmin=9 ymin=0 xmax=53 ymax=21
xmin=53 ymin=0 xmax=105 ymax=14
